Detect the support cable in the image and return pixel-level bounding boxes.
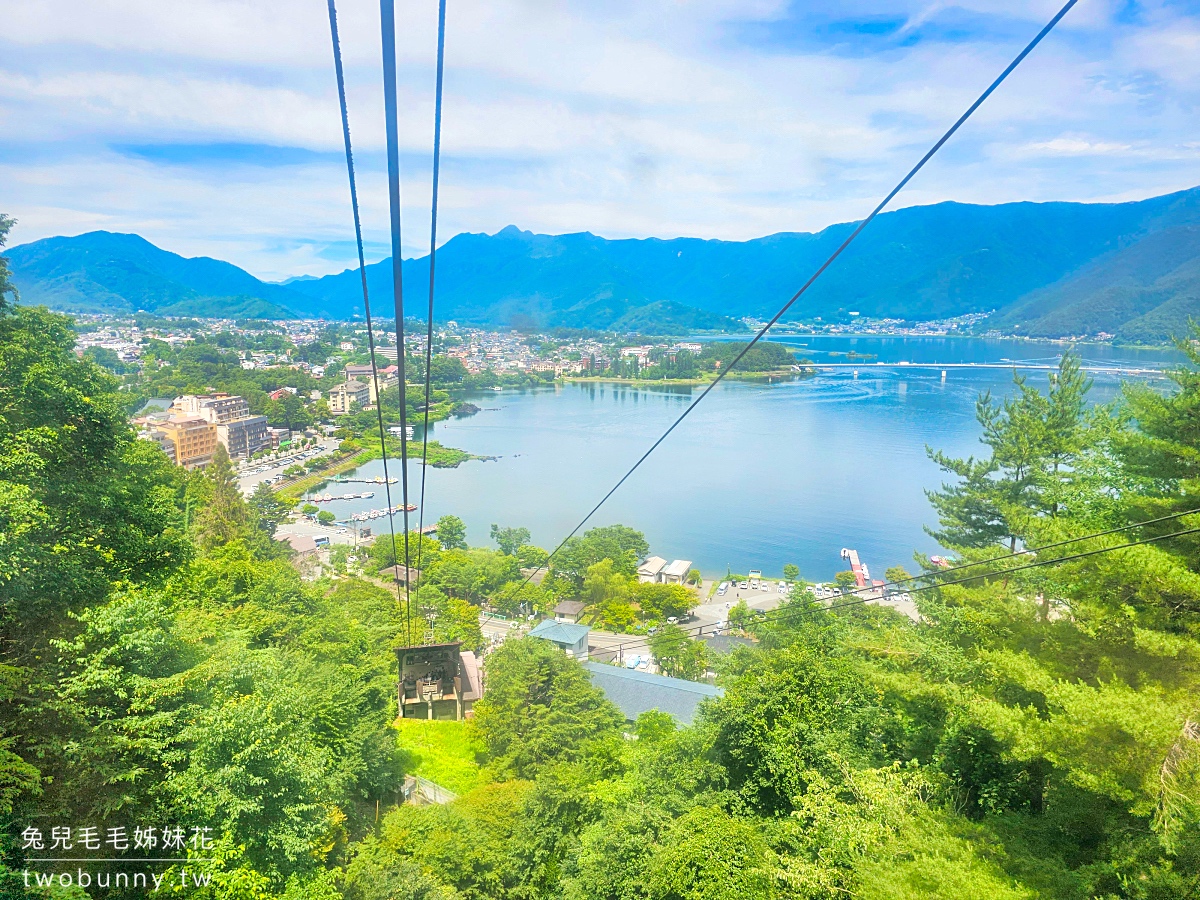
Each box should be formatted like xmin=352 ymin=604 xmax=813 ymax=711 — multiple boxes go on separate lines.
xmin=587 ymin=520 xmax=1200 ymax=660
xmin=496 ymin=0 xmax=1080 ymax=609
xmin=326 ymin=0 xmax=406 ymax=614
xmin=415 ymin=0 xmax=448 ymax=585
xmin=380 ymin=0 xmax=414 ymax=641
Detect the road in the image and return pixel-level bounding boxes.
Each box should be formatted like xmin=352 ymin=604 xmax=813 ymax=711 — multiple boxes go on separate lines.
xmin=479 ymin=578 xmax=793 ymax=664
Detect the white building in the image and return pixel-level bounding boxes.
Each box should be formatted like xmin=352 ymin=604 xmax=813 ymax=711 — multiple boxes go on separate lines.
xmin=328 ymin=380 xmax=371 ymax=415
xmin=637 ymin=556 xmax=694 ymax=585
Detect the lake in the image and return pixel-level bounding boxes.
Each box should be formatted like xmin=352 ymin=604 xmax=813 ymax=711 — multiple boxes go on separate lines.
xmin=309 ymin=336 xmax=1185 ymax=581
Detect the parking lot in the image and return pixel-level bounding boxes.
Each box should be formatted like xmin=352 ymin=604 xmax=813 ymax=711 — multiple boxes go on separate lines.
xmin=237 ymin=436 xmax=339 ymax=496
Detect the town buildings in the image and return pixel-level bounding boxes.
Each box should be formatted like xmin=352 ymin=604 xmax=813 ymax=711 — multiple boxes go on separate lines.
xmin=152 ymin=415 xmax=218 ymax=470
xmin=328 ymin=380 xmax=371 ymax=414
xmin=171 ymin=393 xmax=268 ymax=459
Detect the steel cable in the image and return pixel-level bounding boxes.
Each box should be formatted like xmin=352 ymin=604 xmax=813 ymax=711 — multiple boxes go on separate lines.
xmin=380 ymin=0 xmax=414 ymax=639
xmin=326 ymin=0 xmax=407 ymax=617
xmin=415 ymin=0 xmax=448 ymax=587
xmin=494 ymin=0 xmax=1081 ymax=610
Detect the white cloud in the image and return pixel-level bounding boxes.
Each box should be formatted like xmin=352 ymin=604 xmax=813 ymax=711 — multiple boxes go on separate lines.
xmin=2 ymin=0 xmax=1199 ymax=279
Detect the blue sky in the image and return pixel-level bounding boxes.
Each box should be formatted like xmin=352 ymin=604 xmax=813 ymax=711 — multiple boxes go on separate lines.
xmin=2 ymin=0 xmax=1198 ymax=280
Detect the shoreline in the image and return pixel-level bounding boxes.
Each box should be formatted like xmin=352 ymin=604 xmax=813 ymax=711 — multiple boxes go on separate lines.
xmin=562 ymin=367 xmax=812 ymax=388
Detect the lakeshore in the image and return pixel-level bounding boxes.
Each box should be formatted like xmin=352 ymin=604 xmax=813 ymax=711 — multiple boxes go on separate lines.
xmin=309 ymin=336 xmax=1182 ymax=580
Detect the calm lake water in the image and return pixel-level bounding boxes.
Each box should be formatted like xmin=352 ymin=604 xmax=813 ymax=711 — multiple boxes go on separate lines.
xmin=310 ymin=336 xmax=1185 ymax=581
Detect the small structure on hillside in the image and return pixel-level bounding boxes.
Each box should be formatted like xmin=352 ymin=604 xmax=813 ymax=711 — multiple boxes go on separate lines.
xmin=583 ymin=663 xmax=722 ymax=726
xmin=637 ymin=556 xmax=694 ymax=585
xmin=283 ymin=534 xmax=318 ymax=557
xmin=528 ymin=620 xmax=590 ymax=657
xmin=395 ymin=641 xmax=483 ymax=721
xmin=380 ymin=565 xmax=421 ymax=586
xmin=553 ymin=600 xmax=586 ymax=623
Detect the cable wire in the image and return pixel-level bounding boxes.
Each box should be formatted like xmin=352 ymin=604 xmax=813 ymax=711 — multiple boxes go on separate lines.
xmin=415 ymin=0 xmax=448 ymax=586
xmin=497 ymin=0 xmax=1081 ymax=608
xmin=380 ymin=0 xmax=413 ymax=640
xmin=589 ymin=523 xmax=1200 ymax=660
xmin=326 ymin=0 xmax=406 ymax=615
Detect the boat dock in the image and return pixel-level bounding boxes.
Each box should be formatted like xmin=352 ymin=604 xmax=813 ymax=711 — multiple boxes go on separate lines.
xmin=348 ymin=504 xmax=417 ymax=522
xmin=311 ymin=491 xmax=375 ymax=502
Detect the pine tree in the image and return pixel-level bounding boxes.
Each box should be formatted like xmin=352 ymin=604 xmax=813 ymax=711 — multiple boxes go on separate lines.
xmin=928 ymin=352 xmax=1095 ymax=551
xmin=193 ymin=444 xmax=249 ymax=551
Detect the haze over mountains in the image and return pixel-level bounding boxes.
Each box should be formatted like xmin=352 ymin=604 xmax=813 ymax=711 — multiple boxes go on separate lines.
xmin=9 ymin=185 xmax=1200 ymax=341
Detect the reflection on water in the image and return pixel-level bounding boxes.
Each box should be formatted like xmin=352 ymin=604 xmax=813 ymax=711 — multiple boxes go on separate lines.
xmin=311 ymin=338 xmax=1182 ymax=580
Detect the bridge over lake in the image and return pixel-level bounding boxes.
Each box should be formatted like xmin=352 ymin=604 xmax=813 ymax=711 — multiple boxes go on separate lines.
xmin=810 ymin=361 xmax=1168 ymax=376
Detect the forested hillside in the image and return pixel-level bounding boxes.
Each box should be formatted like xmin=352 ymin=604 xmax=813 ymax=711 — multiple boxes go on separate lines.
xmin=996 ymin=225 xmax=1200 ymax=342
xmin=11 ymin=184 xmax=1200 ymax=335
xmin=2 ymin=214 xmax=1199 ymax=898
xmin=7 ymin=231 xmax=306 ymax=319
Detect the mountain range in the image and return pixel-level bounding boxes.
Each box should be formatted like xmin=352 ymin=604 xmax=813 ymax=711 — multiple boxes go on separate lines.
xmin=8 ymin=185 xmax=1200 ymax=340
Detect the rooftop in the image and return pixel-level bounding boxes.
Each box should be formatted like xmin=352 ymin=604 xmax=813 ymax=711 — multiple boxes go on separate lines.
xmin=529 ymin=620 xmax=590 ymax=646
xmin=553 ymin=600 xmax=586 ymax=615
xmin=638 ymin=556 xmax=667 ymax=574
xmin=583 ymin=663 xmax=723 ymax=725
xmin=662 ymin=559 xmax=693 ymax=578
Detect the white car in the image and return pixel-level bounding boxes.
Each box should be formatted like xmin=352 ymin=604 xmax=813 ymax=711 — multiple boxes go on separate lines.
xmin=778 ymin=581 xmax=788 ymax=593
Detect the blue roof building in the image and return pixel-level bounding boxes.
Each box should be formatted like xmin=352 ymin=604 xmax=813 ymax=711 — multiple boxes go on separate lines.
xmin=528 ymin=620 xmax=590 ymax=657
xmin=583 ymin=662 xmax=723 ymax=725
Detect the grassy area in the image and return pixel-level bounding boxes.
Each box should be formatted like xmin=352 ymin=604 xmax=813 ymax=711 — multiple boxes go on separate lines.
xmin=276 ymin=450 xmax=371 ymax=503
xmin=393 ymin=718 xmax=486 ymax=796
xmin=277 ymin=439 xmax=485 ymax=502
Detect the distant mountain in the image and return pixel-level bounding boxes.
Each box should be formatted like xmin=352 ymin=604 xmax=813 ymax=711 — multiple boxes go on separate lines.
xmin=10 ymin=185 xmax=1200 ymax=337
xmin=994 ymin=224 xmax=1200 ymax=342
xmin=7 ymin=231 xmax=308 ymax=319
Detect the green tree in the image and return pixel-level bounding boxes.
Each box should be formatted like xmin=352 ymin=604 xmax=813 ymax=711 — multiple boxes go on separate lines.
xmin=648 ymin=625 xmax=708 ymax=680
xmin=634 ymin=582 xmax=697 ymax=621
xmin=250 ymin=482 xmax=289 ymax=537
xmin=302 ymin=503 xmax=319 ymax=517
xmin=0 ymin=214 xmax=17 ymax=309
xmin=265 ymin=392 xmax=313 ymax=434
xmin=490 ymin=524 xmax=531 ymax=555
xmin=834 ymin=570 xmax=858 ymax=591
xmin=193 ymin=444 xmax=250 ymax=551
xmin=728 ymin=599 xmax=750 ymax=630
xmin=551 ymin=524 xmax=650 ymax=585
xmin=783 ymin=563 xmax=800 ymax=581
xmin=471 ymin=638 xmax=623 ymax=779
xmin=516 ymin=543 xmax=549 ymax=569
xmin=644 ymin=806 xmax=775 ymax=900
xmin=928 ymin=353 xmax=1095 ymax=551
xmin=317 ymin=510 xmax=336 ymax=525
xmin=436 ymin=514 xmax=467 ymax=550
xmin=83 ymin=345 xmax=134 ymax=375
